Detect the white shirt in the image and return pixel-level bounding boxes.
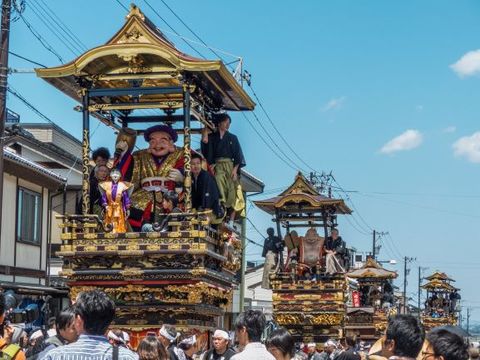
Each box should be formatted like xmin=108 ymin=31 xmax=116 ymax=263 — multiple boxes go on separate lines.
xmin=231 ymin=342 xmax=276 ymax=360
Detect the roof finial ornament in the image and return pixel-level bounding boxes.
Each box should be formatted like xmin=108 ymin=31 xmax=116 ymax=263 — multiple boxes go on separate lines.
xmin=127 ymin=3 xmax=145 ymax=21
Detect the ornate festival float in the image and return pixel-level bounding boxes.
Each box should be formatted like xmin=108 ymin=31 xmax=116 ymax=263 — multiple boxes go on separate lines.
xmin=35 ymin=5 xmax=255 ymax=347
xmin=421 ymin=271 xmax=460 ymax=331
xmin=345 ymin=258 xmax=397 ymax=340
xmin=254 ymin=172 xmax=352 ymax=344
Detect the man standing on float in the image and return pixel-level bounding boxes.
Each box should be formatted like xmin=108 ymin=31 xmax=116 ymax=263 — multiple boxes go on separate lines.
xmin=201 ymin=114 xmax=245 ymax=225
xmin=116 ymin=124 xmax=184 ymax=231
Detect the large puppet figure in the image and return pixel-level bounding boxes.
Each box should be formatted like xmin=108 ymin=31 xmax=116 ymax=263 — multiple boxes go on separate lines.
xmin=115 ymin=125 xmax=184 ymax=231
xmin=99 ymin=169 xmax=133 ymax=233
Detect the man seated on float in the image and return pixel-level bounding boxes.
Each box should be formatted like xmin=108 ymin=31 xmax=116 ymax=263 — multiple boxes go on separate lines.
xmin=115 ymin=124 xmax=184 ymax=231
xmin=191 ymin=152 xmax=223 ymax=221
xmin=142 ymin=191 xmax=183 ymax=232
xmin=201 ymin=113 xmax=245 ymax=226
xmin=324 ymin=228 xmax=346 ymax=274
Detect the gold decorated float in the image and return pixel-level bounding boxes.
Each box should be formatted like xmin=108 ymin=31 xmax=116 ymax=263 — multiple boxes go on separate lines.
xmin=421 ymin=271 xmax=459 ymax=331
xmin=345 ymin=258 xmax=397 ymax=340
xmin=36 ymin=4 xmax=253 ymax=347
xmin=254 ymin=173 xmax=351 ymax=343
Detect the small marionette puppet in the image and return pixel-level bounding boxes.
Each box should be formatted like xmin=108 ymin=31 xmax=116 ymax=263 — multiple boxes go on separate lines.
xmin=98 ymin=169 xmax=134 ymax=233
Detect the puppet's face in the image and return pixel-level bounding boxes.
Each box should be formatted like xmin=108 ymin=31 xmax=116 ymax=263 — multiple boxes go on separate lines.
xmin=148 ymin=131 xmax=174 ymax=157
xmin=110 ymin=170 xmax=121 ymax=183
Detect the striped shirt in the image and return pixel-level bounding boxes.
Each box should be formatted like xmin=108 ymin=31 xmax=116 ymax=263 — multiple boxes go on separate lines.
xmin=40 ymin=334 xmax=138 ymax=360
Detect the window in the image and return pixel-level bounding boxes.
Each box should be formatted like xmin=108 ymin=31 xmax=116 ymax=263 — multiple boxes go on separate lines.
xmin=17 ymin=187 xmax=42 ymax=244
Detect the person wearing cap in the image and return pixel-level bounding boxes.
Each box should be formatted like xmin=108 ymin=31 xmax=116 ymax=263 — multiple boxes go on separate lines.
xmin=115 ymin=124 xmax=185 ymax=231
xmin=158 ymin=324 xmax=181 ymax=360
xmin=336 ymin=338 xmax=360 ymax=360
xmin=201 ymin=113 xmax=246 ymax=225
xmin=201 ymin=330 xmax=236 ymax=360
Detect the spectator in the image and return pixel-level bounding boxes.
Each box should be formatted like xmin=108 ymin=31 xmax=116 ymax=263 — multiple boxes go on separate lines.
xmin=201 ymin=329 xmax=235 ymax=360
xmin=158 ymin=324 xmax=180 ymax=360
xmin=469 ymin=348 xmax=479 ymax=360
xmin=37 ymin=306 xmax=78 ymax=359
xmin=46 ymin=318 xmax=56 ymax=338
xmin=381 ymin=314 xmax=425 ymax=360
xmin=177 ymin=335 xmax=196 ymax=360
xmin=322 ymin=340 xmax=339 ymax=360
xmin=266 ymin=328 xmax=295 ymax=360
xmin=306 ymin=343 xmax=322 ymax=360
xmin=137 ymin=336 xmax=167 ymax=360
xmin=0 ymin=292 xmax=26 ymax=360
xmin=423 ymin=328 xmax=468 ymax=360
xmin=336 ymin=338 xmax=360 ymax=360
xmin=108 ymin=330 xmax=129 ymax=349
xmin=231 ymin=310 xmax=275 ymax=360
xmin=41 ymin=290 xmax=137 ymax=360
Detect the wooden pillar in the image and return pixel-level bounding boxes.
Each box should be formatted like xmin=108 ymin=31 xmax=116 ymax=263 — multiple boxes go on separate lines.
xmin=182 ymin=85 xmax=192 ymax=212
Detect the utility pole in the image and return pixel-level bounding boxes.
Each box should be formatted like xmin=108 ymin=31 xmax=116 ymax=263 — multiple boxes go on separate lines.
xmin=417 ymin=266 xmax=428 ymax=319
xmin=372 ymin=230 xmax=376 ymax=259
xmin=403 ymin=256 xmax=415 ymax=314
xmin=466 ymin=307 xmax=471 ymax=340
xmin=0 ymin=0 xmax=11 ymax=243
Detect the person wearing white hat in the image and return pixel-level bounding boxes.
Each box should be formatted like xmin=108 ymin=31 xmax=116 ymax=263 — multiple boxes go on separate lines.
xmin=201 ymin=329 xmax=236 ymax=360
xmin=177 ymin=335 xmax=197 ymax=360
xmin=158 ymin=324 xmax=181 ymax=360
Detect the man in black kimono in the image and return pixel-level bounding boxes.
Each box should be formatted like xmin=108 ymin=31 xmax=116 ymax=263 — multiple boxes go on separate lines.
xmin=191 ymin=153 xmax=223 ymax=220
xmin=261 ymin=228 xmax=284 ymax=289
xmin=324 ymin=228 xmax=345 ymax=274
xmin=201 ymin=113 xmax=245 ymax=224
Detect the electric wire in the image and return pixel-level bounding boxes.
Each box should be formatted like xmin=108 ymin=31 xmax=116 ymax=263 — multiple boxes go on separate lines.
xmin=15 ymin=9 xmax=64 ymax=63
xmin=37 ymin=0 xmax=88 ymax=51
xmin=141 ymin=0 xmax=207 ymax=59
xmin=27 ymin=0 xmax=81 ymax=56
xmin=8 ymin=51 xmax=46 ymax=68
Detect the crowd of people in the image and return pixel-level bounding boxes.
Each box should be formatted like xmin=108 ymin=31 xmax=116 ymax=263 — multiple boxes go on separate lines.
xmin=0 ymin=289 xmax=475 ymax=360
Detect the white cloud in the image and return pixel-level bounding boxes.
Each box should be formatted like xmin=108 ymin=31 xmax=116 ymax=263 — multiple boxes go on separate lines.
xmin=322 ymin=96 xmax=346 ymax=112
xmin=450 ymin=50 xmax=480 ymax=77
xmin=380 ymin=129 xmax=423 ymax=154
xmin=443 ymin=126 xmax=456 ymax=133
xmin=453 ymin=132 xmax=480 ymax=163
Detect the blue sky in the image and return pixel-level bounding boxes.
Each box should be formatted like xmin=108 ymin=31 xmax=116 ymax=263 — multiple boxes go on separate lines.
xmin=7 ymin=0 xmax=480 ymax=320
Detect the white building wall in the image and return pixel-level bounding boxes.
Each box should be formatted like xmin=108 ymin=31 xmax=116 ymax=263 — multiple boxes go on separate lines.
xmin=0 ymin=173 xmax=17 ymax=267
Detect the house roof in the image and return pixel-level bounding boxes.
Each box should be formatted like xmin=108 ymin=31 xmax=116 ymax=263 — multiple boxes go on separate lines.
xmin=4 ymin=148 xmax=66 ymax=190
xmin=425 ymin=271 xmax=455 ymax=282
xmin=347 ymin=258 xmax=398 ymax=279
xmin=35 ymin=5 xmax=255 ymax=112
xmin=253 ymin=172 xmax=351 ymax=215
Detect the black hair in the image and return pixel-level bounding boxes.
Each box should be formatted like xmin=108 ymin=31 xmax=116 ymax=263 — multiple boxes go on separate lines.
xmin=56 ymin=306 xmax=76 ymax=331
xmin=427 ymin=328 xmax=469 ymax=360
xmin=214 ymin=113 xmax=231 ymax=125
xmin=92 ymin=147 xmax=111 ymax=161
xmin=74 ymin=290 xmax=115 ymax=335
xmin=345 ymin=336 xmax=356 ymax=348
xmin=163 ymin=191 xmax=179 ymax=208
xmin=386 ymin=314 xmax=425 ymax=358
xmin=266 ymin=328 xmax=295 ymax=357
xmin=234 ymin=310 xmax=266 ymax=342
xmin=267 ymin=228 xmax=275 ymax=236
xmin=191 ymin=153 xmax=203 ymax=161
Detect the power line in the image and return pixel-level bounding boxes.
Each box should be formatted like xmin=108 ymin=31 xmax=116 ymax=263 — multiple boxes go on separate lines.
xmin=8 ymin=86 xmax=58 ymax=124
xmin=114 ymin=0 xmax=129 ymax=12
xmin=157 ymin=0 xmax=226 ymax=62
xmin=141 ymin=0 xmax=207 ymax=59
xmin=8 ymin=51 xmax=46 ymax=67
xmin=27 ymin=0 xmax=80 ymax=56
xmin=241 ymin=112 xmax=298 ymax=172
xmin=37 ymin=0 xmax=88 ymax=51
xmin=14 ymin=7 xmax=64 ymax=63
